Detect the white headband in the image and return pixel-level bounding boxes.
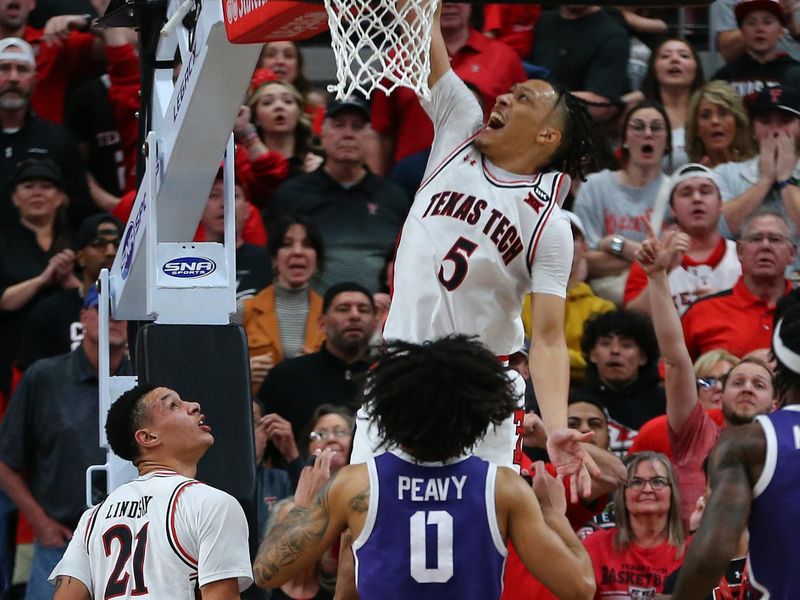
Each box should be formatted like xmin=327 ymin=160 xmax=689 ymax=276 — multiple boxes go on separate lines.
xmin=773 ymin=319 xmax=800 ymax=374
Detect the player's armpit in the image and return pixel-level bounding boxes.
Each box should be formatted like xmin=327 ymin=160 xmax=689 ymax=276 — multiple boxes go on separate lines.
xmin=199 ymin=577 xmax=241 ymax=600
xmin=52 ymin=576 xmax=91 ymax=600
xmin=253 ymin=469 xmax=352 ymax=589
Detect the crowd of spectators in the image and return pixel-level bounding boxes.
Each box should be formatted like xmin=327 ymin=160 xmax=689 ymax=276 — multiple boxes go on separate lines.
xmin=0 ymin=0 xmax=797 ymax=597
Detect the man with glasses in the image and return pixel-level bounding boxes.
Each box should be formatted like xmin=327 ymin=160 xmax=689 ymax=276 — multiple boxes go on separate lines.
xmin=0 ymin=286 xmax=131 ymax=600
xmin=17 ymin=213 xmax=122 ymax=371
xmin=682 ymin=207 xmax=796 ymax=359
xmin=625 ymin=163 xmax=742 ymax=316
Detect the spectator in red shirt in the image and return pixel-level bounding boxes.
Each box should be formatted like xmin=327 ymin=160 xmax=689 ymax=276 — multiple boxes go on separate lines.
xmin=681 ymin=207 xmax=796 ymax=359
xmin=583 ymin=451 xmax=687 ymax=599
xmin=628 ymin=349 xmax=739 ymax=458
xmin=482 ymin=4 xmax=541 ymax=59
xmin=636 ymin=221 xmax=777 ymax=525
xmin=0 ymin=0 xmax=105 ymax=124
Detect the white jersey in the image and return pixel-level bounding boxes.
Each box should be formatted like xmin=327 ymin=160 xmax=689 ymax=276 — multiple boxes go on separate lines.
xmin=50 ymin=470 xmax=253 ymax=598
xmin=383 ymin=70 xmax=573 ymax=356
xmin=668 ymin=239 xmax=742 ymax=315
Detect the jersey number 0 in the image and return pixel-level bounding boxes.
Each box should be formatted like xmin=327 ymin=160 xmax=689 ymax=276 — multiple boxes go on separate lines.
xmin=409 ymin=510 xmax=454 ymax=583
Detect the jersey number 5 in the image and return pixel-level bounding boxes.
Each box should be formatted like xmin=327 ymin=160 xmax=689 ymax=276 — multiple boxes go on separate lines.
xmin=438 ymin=237 xmax=478 ymax=291
xmin=102 ymin=522 xmax=149 ymax=599
xmin=409 ymin=510 xmax=453 ymax=583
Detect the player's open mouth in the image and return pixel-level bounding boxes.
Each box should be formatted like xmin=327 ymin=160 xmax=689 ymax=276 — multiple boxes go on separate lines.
xmin=199 ymin=417 xmax=211 ymax=433
xmin=488 ymin=112 xmax=505 ymax=129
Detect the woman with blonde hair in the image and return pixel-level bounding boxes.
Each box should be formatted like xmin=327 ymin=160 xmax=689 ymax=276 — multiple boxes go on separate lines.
xmin=583 ymin=451 xmax=686 ymax=599
xmin=685 ymin=80 xmax=757 ymax=167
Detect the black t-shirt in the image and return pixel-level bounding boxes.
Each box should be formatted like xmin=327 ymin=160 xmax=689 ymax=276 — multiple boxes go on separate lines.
xmin=529 ymin=9 xmax=631 ymax=99
xmin=65 ymin=77 xmax=125 ymax=198
xmin=663 ymin=557 xmax=752 ymax=599
xmin=713 ymin=53 xmax=800 ymax=99
xmin=0 ymin=223 xmax=70 ymax=392
xmin=16 ymin=287 xmax=84 ymax=371
xmin=236 ymin=243 xmax=272 ymax=303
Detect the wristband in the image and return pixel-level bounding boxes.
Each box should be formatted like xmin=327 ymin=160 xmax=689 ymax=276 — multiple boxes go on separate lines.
xmin=241 ymin=131 xmax=260 ymax=147
xmin=776 ymin=177 xmax=799 ymax=191
xmin=233 ymin=124 xmax=257 ymax=143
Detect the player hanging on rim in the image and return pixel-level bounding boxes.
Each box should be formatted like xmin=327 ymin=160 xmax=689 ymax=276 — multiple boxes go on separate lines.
xmin=254 ymin=335 xmax=596 ymax=599
xmin=49 ymin=384 xmax=253 ymax=600
xmin=352 ymin=0 xmax=606 ymax=494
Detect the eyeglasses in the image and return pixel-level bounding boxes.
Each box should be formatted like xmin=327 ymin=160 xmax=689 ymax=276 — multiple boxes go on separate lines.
xmin=627 ymin=119 xmax=666 ymax=134
xmin=697 ymin=377 xmax=720 ymax=389
xmin=87 ymin=237 xmax=121 ymax=249
xmin=308 ymin=427 xmax=351 ymax=442
xmin=627 ymin=476 xmax=670 ymax=491
xmin=742 ymin=234 xmax=792 ymax=246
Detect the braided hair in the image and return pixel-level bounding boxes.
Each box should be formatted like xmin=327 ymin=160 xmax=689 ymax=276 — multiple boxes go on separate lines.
xmin=774 ymin=304 xmax=800 ymax=404
xmin=362 ymin=335 xmax=518 ymax=463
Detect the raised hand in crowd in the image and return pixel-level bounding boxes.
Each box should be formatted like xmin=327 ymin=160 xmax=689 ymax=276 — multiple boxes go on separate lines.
xmin=41 ymin=14 xmax=94 ymax=47
xmin=250 ymin=353 xmax=275 ymax=389
xmin=262 ymin=412 xmax=300 ymax=462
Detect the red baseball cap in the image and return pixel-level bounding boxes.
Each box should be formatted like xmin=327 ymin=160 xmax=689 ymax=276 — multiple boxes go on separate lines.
xmin=735 ymin=0 xmax=787 ymax=26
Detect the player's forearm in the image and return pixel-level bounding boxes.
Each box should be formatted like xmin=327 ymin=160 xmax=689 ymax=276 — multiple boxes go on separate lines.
xmin=529 ymin=340 xmax=569 ymax=432
xmin=200 ymin=578 xmax=241 ymax=600
xmin=538 ymin=512 xmax=595 ymax=600
xmin=427 ymin=0 xmax=449 ymax=88
xmin=0 ymin=460 xmax=49 ymax=525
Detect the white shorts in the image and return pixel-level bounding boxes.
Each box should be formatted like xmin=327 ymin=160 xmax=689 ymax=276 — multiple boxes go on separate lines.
xmin=350 ymin=368 xmax=527 ymax=472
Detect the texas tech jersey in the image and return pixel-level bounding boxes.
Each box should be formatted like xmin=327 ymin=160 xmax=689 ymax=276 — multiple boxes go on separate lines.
xmin=383 ymin=70 xmax=572 ymax=356
xmin=50 ymin=470 xmax=252 ymax=598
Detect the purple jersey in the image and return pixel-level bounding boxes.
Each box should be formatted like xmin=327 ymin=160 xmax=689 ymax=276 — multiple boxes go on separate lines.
xmin=749 ymin=405 xmax=800 ymax=599
xmin=353 ymin=451 xmax=507 ymax=599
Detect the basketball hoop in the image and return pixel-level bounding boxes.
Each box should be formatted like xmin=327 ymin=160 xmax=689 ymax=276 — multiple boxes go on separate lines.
xmin=324 ymin=0 xmax=438 ymax=100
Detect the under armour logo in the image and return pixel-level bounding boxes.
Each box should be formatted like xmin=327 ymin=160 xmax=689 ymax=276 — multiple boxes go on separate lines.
xmin=462 ymin=155 xmax=476 ymax=166
xmin=524 ymin=191 xmax=545 ymax=213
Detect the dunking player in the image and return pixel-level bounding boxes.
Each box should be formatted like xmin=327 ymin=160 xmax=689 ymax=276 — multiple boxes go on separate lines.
xmin=352 ymin=0 xmax=603 ymax=490
xmin=670 ymin=305 xmax=800 ymax=600
xmin=254 ymin=336 xmax=596 ymax=599
xmin=49 ymin=385 xmax=253 ymax=600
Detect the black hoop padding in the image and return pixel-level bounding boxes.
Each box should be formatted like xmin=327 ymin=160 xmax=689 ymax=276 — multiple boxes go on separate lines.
xmin=135 ymin=323 xmax=258 ymax=559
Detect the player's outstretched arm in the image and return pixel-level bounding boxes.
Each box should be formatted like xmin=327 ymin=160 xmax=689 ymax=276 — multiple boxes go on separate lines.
xmin=501 ymin=466 xmax=595 ymax=600
xmin=53 ymin=576 xmax=90 ymax=600
xmin=670 ymin=425 xmax=765 ymax=599
xmin=427 ymin=0 xmax=449 ymax=88
xmin=530 ymin=293 xmax=599 ymax=499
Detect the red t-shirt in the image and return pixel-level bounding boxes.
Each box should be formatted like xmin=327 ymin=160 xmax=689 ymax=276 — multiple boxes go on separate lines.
xmin=25 ymin=26 xmax=97 ymax=124
xmin=669 ymin=401 xmax=723 ymax=527
xmin=582 ymin=528 xmax=685 ymax=599
xmin=501 ymin=456 xmax=609 ymax=600
xmin=628 ymin=409 xmax=725 ymax=459
xmin=482 ymin=4 xmax=541 ymax=59
xmin=681 ymin=276 xmax=793 ymax=359
xmin=371 ymin=29 xmax=526 ymax=164
xmin=106 ymin=43 xmax=140 ymax=194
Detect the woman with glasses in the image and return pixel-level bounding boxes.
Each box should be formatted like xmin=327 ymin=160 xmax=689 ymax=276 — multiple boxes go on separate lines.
xmin=582 ymin=451 xmax=686 ymax=599
xmin=573 ymin=100 xmax=672 ymax=304
xmin=303 ymin=404 xmax=355 ymax=475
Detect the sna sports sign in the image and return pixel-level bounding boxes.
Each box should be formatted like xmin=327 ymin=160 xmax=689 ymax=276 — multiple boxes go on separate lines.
xmin=162 ymin=257 xmax=217 ymax=279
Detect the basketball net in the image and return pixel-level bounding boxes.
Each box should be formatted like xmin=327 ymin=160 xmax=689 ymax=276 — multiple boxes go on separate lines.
xmin=324 ymin=0 xmax=438 ymax=100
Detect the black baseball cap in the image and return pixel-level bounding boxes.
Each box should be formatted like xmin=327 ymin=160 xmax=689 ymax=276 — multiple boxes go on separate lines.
xmin=325 ymin=94 xmax=370 ymax=120
xmin=74 ymin=213 xmax=123 ymax=249
xmin=747 ymin=85 xmax=800 ymax=119
xmin=9 ymin=158 xmax=64 ymax=188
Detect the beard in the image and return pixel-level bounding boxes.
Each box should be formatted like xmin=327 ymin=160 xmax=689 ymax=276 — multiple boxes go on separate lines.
xmin=0 ymin=91 xmax=27 ymax=110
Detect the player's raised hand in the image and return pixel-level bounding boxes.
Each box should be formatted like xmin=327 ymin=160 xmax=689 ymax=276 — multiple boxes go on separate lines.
xmin=546 ymin=427 xmax=600 ymax=504
xmin=294 ymin=448 xmax=333 ymax=507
